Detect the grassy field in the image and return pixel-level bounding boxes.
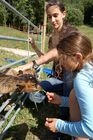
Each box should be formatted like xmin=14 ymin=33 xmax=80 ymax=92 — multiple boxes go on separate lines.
xmin=0 ymin=26 xmax=42 ymax=66
xmin=0 ymin=25 xmax=93 ymax=140
xmin=0 ymin=26 xmax=42 ymax=49
xmin=77 ymin=25 xmax=93 ymax=45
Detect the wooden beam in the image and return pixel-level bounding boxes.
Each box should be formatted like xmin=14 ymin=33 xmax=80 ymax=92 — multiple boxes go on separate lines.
xmin=41 ymin=2 xmax=47 ymax=52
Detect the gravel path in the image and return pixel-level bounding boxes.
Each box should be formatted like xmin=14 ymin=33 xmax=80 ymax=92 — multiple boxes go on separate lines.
xmin=0 ymin=46 xmax=36 ymax=56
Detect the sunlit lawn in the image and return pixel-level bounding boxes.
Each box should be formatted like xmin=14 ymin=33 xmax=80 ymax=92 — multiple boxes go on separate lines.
xmin=77 ymin=25 xmax=93 ymax=46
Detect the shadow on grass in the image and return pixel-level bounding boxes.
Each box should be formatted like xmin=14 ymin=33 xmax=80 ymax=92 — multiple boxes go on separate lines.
xmin=24 ymin=98 xmax=61 ymax=140
xmin=3 ymin=123 xmax=28 ymax=140
xmin=2 ymin=98 xmax=71 ymax=140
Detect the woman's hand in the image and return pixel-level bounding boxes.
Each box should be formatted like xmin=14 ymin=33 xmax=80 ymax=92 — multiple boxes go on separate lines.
xmin=29 ymin=37 xmax=36 ymax=49
xmin=45 ymin=118 xmax=58 ymax=132
xmin=6 ymin=62 xmax=34 ymax=76
xmin=6 ymin=68 xmax=18 ymax=76
xmin=14 ymin=62 xmax=34 ymax=72
xmin=46 ymin=92 xmax=62 ymax=105
xmin=14 ymin=65 xmax=26 ymax=72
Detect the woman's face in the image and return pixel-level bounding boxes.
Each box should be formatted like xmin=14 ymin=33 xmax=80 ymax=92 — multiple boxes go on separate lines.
xmin=47 ymin=5 xmax=66 ymax=30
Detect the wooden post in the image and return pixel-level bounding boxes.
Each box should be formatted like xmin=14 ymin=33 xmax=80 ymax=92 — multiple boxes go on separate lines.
xmin=41 ymin=2 xmax=47 ymax=53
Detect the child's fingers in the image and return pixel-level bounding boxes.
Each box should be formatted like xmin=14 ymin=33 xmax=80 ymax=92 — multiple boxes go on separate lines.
xmin=46 ymin=92 xmax=54 ymax=101
xmin=46 ymin=118 xmax=53 ymax=122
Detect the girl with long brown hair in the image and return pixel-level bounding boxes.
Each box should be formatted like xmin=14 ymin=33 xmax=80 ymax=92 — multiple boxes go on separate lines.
xmin=45 ymin=31 xmax=93 ymax=140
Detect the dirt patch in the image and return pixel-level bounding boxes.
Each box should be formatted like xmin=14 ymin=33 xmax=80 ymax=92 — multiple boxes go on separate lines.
xmin=0 ymin=46 xmax=36 ymax=57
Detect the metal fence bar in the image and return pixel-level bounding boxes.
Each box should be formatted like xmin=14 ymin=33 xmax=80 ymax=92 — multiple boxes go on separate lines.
xmin=0 ymin=0 xmax=40 ymax=32
xmin=0 ymin=54 xmax=36 ymax=71
xmin=0 ymin=93 xmax=17 ymax=113
xmin=0 ymin=35 xmax=27 ymax=42
xmin=0 ymin=93 xmax=25 ymax=128
xmin=0 ymin=98 xmax=11 ymax=113
xmin=0 ymin=35 xmax=41 ymax=44
xmin=0 ymin=94 xmax=28 ymax=140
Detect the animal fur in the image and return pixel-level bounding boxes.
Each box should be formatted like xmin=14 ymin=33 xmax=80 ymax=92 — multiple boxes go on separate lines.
xmin=0 ymin=71 xmax=41 ymax=95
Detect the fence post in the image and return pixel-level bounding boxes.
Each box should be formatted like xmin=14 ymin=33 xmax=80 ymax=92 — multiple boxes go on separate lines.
xmin=41 ymin=2 xmax=47 ymax=53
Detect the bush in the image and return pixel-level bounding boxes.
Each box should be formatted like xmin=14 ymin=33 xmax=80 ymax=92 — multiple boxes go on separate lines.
xmin=64 ymin=2 xmax=84 ymax=14
xmin=66 ymin=7 xmax=84 ymax=26
xmin=83 ymin=0 xmax=93 ymax=25
xmin=0 ymin=4 xmax=8 ymax=25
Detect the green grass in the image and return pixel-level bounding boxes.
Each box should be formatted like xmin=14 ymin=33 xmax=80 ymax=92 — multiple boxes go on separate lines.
xmin=0 ymin=50 xmax=23 ymax=66
xmin=0 ymin=25 xmax=43 ymax=67
xmin=0 ymin=26 xmax=27 ymax=50
xmin=0 ymin=26 xmax=41 ymax=50
xmin=77 ymin=25 xmax=93 ymax=46
xmin=0 ymin=25 xmax=93 ymax=140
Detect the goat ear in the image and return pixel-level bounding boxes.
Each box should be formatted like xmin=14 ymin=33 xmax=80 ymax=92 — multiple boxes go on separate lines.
xmin=17 ymin=70 xmax=23 ymax=76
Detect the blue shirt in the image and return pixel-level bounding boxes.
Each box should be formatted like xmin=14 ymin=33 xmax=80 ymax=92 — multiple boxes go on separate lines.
xmin=56 ymin=62 xmax=93 ymax=139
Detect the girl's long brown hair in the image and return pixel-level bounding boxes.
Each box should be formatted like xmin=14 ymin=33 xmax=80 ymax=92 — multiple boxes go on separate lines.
xmin=57 ymin=31 xmax=93 ymax=66
xmin=46 ymin=0 xmax=78 ymax=77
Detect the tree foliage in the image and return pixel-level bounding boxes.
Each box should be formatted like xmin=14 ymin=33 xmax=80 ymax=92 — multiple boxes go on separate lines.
xmin=0 ymin=0 xmax=93 ymax=29
xmin=0 ymin=0 xmax=44 ymax=29
xmin=0 ymin=3 xmax=8 ymax=25
xmin=66 ymin=7 xmax=84 ymax=26
xmin=62 ymin=0 xmax=93 ymax=26
xmin=83 ymin=0 xmax=93 ymax=25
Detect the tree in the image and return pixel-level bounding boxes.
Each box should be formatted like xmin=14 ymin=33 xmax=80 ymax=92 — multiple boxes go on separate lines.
xmin=5 ymin=0 xmax=44 ymax=29
xmin=83 ymin=0 xmax=93 ymax=25
xmin=66 ymin=7 xmax=84 ymax=25
xmin=0 ymin=3 xmax=8 ymax=26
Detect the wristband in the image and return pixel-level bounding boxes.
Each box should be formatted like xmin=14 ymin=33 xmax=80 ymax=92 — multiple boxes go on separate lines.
xmin=32 ymin=60 xmax=39 ymax=70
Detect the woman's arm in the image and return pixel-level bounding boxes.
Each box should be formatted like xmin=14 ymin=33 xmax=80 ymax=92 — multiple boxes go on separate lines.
xmin=14 ymin=48 xmax=58 ymax=72
xmin=35 ymin=48 xmax=58 ymax=65
xmin=29 ymin=38 xmax=44 ymax=57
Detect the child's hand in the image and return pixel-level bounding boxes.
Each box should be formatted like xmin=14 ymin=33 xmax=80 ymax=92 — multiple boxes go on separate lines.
xmin=45 ymin=118 xmax=58 ymax=132
xmin=46 ymin=92 xmax=61 ymax=105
